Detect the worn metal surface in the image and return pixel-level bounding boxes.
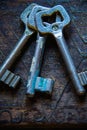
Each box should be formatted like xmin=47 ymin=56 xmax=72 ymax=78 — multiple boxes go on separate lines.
xmin=0 ymin=0 xmax=87 ymax=128
xmin=36 ymin=4 xmax=85 ymax=96
xmin=26 ymin=5 xmax=54 ymax=97
xmin=0 ymin=3 xmax=36 ymax=88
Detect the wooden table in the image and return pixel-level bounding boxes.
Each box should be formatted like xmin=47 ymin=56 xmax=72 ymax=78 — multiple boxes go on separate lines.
xmin=0 ymin=0 xmax=87 ymax=128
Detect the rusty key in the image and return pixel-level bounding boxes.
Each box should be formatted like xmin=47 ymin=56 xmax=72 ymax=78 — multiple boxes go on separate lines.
xmin=36 ymin=5 xmax=86 ymax=96
xmin=26 ymin=5 xmax=56 ymax=97
xmin=0 ymin=3 xmax=36 ymax=88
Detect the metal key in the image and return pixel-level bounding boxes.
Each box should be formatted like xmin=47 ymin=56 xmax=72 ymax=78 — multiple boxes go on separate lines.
xmin=0 ymin=3 xmax=36 ymax=88
xmin=36 ymin=5 xmax=86 ymax=96
xmin=26 ymin=5 xmax=55 ymax=97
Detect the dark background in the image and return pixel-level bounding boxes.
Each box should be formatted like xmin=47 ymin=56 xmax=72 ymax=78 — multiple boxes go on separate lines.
xmin=0 ymin=0 xmax=87 ymax=128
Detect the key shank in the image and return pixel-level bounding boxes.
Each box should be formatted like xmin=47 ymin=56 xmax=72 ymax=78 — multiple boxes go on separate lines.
xmin=26 ymin=35 xmax=46 ymax=96
xmin=54 ymin=32 xmax=85 ymax=96
xmin=0 ymin=29 xmax=31 ymax=78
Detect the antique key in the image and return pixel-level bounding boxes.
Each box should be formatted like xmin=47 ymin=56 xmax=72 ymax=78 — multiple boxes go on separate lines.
xmin=36 ymin=5 xmax=86 ymax=96
xmin=26 ymin=5 xmax=55 ymax=97
xmin=0 ymin=3 xmax=36 ymax=88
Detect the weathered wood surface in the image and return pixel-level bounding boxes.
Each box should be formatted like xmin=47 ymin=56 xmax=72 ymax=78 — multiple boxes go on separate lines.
xmin=0 ymin=0 xmax=87 ymax=128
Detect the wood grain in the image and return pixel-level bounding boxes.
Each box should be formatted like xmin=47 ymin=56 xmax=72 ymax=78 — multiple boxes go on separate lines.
xmin=0 ymin=0 xmax=87 ymax=128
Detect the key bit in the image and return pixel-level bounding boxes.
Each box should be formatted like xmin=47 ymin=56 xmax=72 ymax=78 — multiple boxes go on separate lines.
xmin=78 ymin=71 xmax=87 ymax=86
xmin=35 ymin=5 xmax=86 ymax=96
xmin=0 ymin=3 xmax=37 ymax=88
xmin=35 ymin=77 xmax=54 ymax=93
xmin=0 ymin=70 xmax=20 ymax=88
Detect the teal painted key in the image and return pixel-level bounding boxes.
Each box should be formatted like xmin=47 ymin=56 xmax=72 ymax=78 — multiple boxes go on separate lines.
xmin=26 ymin=5 xmax=55 ymax=97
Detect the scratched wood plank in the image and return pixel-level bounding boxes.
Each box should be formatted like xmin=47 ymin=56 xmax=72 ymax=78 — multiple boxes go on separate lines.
xmin=0 ymin=0 xmax=87 ymax=128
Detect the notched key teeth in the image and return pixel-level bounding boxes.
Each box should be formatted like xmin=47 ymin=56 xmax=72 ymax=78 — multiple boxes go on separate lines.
xmin=35 ymin=77 xmax=54 ymax=94
xmin=0 ymin=70 xmax=21 ymax=88
xmin=26 ymin=77 xmax=54 ymax=98
xmin=78 ymin=71 xmax=87 ymax=86
xmin=9 ymin=75 xmax=21 ymax=88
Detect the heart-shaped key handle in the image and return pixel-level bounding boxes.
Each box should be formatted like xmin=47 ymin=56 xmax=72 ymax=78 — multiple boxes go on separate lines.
xmin=36 ymin=5 xmax=70 ymax=35
xmin=36 ymin=5 xmax=86 ymax=96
